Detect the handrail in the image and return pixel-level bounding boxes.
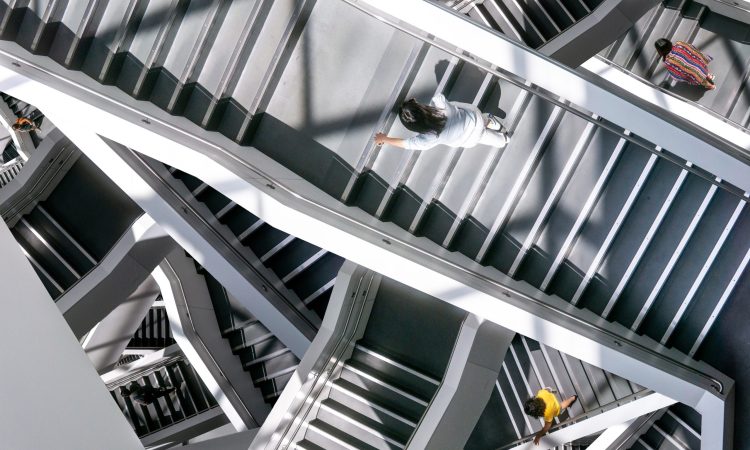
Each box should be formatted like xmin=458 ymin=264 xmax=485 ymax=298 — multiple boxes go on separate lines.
xmin=105 ymin=353 xmax=184 ymax=390
xmin=272 ymin=270 xmax=373 ymax=448
xmin=341 ymin=0 xmax=749 ymax=203
xmin=0 ymin=30 xmax=728 ymax=396
xmin=161 ymin=257 xmax=259 ymax=427
xmin=704 ymin=0 xmax=750 ymax=16
xmin=496 ymin=389 xmax=655 ymax=450
xmin=125 ymin=150 xmax=321 ymax=336
xmin=0 ymin=155 xmax=24 ymax=185
xmin=591 ymin=55 xmax=750 ymax=135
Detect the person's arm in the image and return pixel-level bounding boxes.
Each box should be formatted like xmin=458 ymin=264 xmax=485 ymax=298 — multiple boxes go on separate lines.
xmin=374 ymin=133 xmax=406 ymax=148
xmin=533 ymin=421 xmax=553 ymax=445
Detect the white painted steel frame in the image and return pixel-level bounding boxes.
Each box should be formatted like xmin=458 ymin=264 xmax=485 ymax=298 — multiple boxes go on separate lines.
xmin=0 ymin=36 xmax=733 ymax=448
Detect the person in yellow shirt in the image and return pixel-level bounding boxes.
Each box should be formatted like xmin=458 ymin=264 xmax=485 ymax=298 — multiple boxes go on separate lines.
xmin=523 ymin=388 xmax=577 ymax=445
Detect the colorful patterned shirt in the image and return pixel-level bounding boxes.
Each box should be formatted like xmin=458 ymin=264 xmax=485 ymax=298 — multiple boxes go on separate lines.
xmin=663 ymin=41 xmax=712 ymax=85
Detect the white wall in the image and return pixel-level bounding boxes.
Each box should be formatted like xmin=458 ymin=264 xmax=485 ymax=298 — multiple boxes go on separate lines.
xmin=0 ymin=216 xmax=142 ymax=449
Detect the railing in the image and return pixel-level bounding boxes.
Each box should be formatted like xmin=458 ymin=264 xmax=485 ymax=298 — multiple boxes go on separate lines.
xmin=590 ymin=55 xmax=750 ymax=135
xmin=105 ymin=352 xmax=184 ymax=390
xmin=496 ymin=389 xmax=655 ymax=449
xmin=0 ymin=12 xmax=729 ymax=398
xmin=271 ymin=270 xmax=374 ymax=449
xmin=161 ymin=257 xmax=259 ymax=427
xmin=0 ymin=155 xmax=23 ymax=187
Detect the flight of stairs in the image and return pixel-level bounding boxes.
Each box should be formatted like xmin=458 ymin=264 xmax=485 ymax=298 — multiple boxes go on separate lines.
xmin=109 ymin=357 xmax=220 ymax=438
xmin=600 ymin=0 xmax=750 ymax=129
xmin=191 ymin=258 xmax=300 ymax=405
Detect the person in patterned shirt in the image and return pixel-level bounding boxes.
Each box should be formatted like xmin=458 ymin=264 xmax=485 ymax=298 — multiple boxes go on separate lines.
xmin=655 ymin=38 xmax=715 ymax=90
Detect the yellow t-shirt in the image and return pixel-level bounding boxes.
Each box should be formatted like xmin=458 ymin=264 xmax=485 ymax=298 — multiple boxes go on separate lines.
xmin=536 ymin=389 xmax=561 ymax=423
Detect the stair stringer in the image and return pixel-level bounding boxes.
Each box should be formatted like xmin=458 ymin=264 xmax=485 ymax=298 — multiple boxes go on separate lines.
xmin=250 ymin=262 xmax=381 ymax=450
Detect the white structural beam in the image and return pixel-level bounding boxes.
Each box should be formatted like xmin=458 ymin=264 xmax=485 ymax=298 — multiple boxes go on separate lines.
xmin=0 ymin=44 xmax=732 ymax=449
xmin=82 ymin=275 xmax=159 ymax=373
xmin=587 ymin=418 xmax=639 ymax=450
xmin=410 ymin=317 xmax=515 ymax=449
xmin=514 ymin=393 xmax=676 ymax=450
xmin=56 ymin=214 xmax=176 ymax=338
xmin=155 ymin=249 xmax=272 ymax=431
xmin=350 ymin=0 xmax=750 ymax=193
xmin=0 ymin=208 xmax=142 ymax=449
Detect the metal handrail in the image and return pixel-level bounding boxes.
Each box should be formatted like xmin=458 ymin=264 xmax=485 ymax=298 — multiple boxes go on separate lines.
xmin=496 ymin=389 xmax=655 ymax=449
xmin=105 ymin=353 xmax=184 ymax=390
xmin=591 ymin=55 xmax=750 ymax=135
xmin=0 ymin=28 xmax=728 ymax=396
xmin=161 ymin=257 xmax=259 ymax=427
xmin=124 ymin=149 xmax=321 ymax=336
xmin=272 ymin=270 xmax=374 ymax=448
xmin=705 ymin=0 xmax=750 ymax=16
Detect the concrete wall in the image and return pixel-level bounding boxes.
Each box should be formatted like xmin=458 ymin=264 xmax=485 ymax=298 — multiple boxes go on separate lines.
xmin=0 ymin=215 xmax=142 ymax=449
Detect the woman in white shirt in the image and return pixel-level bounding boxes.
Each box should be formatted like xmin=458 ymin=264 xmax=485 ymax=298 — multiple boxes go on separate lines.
xmin=374 ymin=94 xmax=510 ymax=150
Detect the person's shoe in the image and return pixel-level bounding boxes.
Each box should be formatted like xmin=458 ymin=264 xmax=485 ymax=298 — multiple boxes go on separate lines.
xmin=486 ymin=114 xmax=505 ymax=131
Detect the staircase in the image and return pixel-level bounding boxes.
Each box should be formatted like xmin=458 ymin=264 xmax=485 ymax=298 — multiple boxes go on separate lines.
xmin=188 ymin=257 xmax=301 ymax=406
xmin=1 ymin=93 xmax=47 ymax=146
xmin=127 ymin=304 xmax=176 ymax=350
xmin=0 ymin=2 xmax=745 ymax=445
xmin=449 ymin=0 xmax=607 ymax=49
xmin=292 ymin=278 xmax=466 ymax=449
xmin=599 ymin=0 xmax=750 ymax=129
xmin=108 ymin=356 xmax=221 ymax=439
xmin=630 ymin=403 xmax=701 ymax=450
xmin=7 ymin=155 xmax=142 ymax=299
xmin=165 ymin=165 xmax=345 ymax=320
xmin=0 ymin=156 xmax=23 ymax=187
xmin=467 ymin=334 xmax=645 ymax=449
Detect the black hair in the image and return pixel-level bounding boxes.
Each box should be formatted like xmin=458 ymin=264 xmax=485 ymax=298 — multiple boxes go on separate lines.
xmin=655 ymin=38 xmax=673 ymax=60
xmin=399 ymin=98 xmax=447 ymax=135
xmin=523 ymin=397 xmax=546 ymax=417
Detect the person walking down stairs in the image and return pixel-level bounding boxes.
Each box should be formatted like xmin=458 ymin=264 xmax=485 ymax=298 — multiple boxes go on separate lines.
xmin=524 ymin=387 xmax=578 ymax=445
xmin=374 ymin=94 xmax=511 ymax=150
xmin=655 ymin=38 xmax=716 ymax=90
xmin=11 ymin=116 xmax=37 ymax=133
xmin=120 ymin=381 xmax=176 ymax=406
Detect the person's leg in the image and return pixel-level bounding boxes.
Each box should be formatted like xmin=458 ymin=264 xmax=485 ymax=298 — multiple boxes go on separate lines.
xmin=560 ymin=395 xmax=578 ymax=410
xmin=482 ymin=113 xmax=505 ymax=132
xmin=478 ymin=128 xmax=509 ymax=148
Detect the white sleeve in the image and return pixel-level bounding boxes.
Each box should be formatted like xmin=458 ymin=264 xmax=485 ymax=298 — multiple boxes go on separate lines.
xmin=431 ymin=93 xmax=448 ymax=109
xmin=404 ymin=133 xmax=439 ymax=151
